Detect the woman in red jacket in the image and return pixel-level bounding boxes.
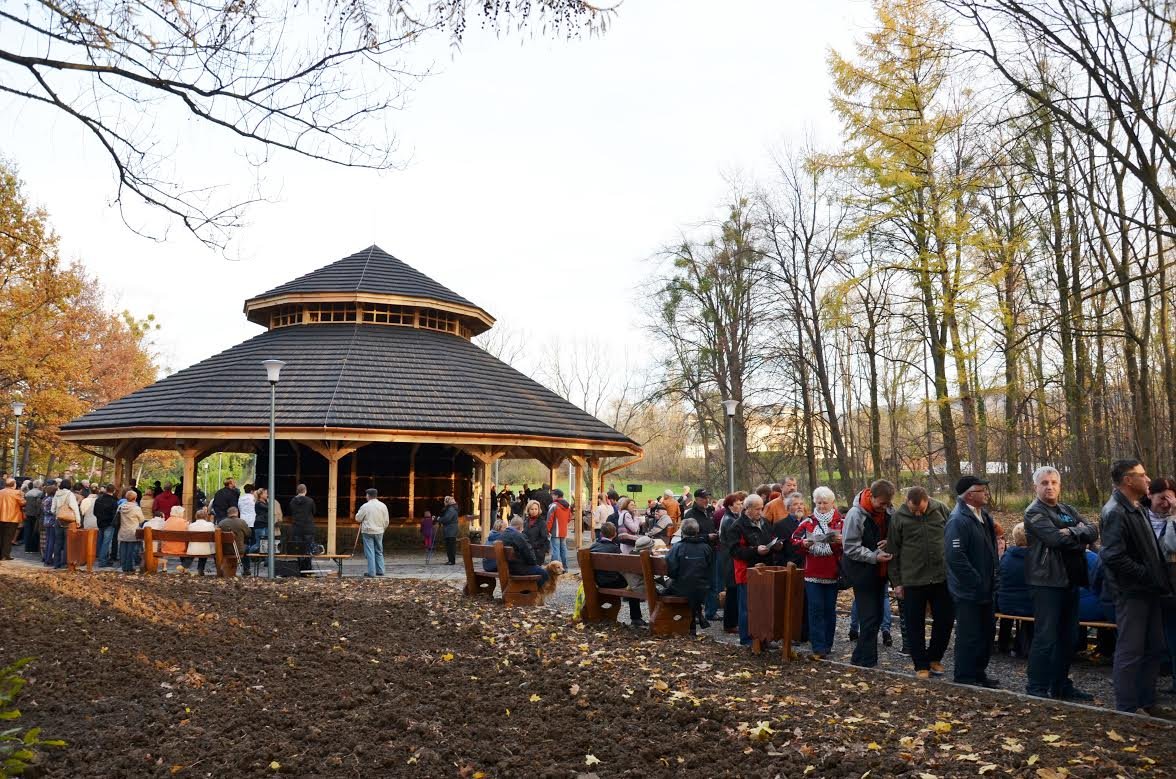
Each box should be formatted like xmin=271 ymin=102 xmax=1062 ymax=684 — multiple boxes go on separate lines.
xmin=793 ymin=486 xmax=845 ymax=658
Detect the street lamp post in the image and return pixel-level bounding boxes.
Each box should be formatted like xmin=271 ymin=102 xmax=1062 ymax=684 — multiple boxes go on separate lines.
xmin=11 ymin=402 xmax=25 ymax=476
xmin=262 ymin=359 xmax=285 ymax=579
xmin=721 ymin=399 xmax=739 ymax=495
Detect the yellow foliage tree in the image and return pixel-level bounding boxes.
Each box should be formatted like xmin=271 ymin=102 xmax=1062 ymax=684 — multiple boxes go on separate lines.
xmin=0 ymin=161 xmax=157 ymax=478
xmin=826 ymin=0 xmax=986 ymax=481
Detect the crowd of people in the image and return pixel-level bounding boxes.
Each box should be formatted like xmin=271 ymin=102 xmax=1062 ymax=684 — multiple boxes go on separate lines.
xmin=7 ymin=460 xmax=1176 ymax=719
xmin=563 ymin=460 xmax=1176 ymax=719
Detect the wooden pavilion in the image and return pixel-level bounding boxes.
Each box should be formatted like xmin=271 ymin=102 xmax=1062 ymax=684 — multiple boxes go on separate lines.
xmin=59 ymin=246 xmax=642 ymax=553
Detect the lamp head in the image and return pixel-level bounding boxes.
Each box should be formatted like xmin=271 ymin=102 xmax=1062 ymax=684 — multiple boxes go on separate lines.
xmin=721 ymin=399 xmax=739 ymax=418
xmin=11 ymin=401 xmax=25 ymax=417
xmin=262 ymin=359 xmax=286 ymax=384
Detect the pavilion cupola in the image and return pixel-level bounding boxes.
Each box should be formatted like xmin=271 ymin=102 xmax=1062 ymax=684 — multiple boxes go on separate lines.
xmin=242 ymin=245 xmax=495 ymax=339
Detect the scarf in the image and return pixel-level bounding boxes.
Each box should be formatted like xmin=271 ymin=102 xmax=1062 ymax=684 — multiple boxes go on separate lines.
xmin=810 ymin=510 xmax=836 ymax=557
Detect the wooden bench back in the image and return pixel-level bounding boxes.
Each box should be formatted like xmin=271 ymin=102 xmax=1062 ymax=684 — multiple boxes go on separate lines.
xmin=137 ymin=527 xmax=235 ymax=577
xmin=469 ymin=543 xmax=516 ymax=561
xmin=584 ymin=551 xmax=646 ymax=575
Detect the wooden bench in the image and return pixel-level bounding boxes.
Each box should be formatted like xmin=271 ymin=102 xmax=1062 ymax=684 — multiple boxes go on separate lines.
xmin=64 ymin=525 xmax=98 ymax=572
xmin=491 ymin=541 xmax=546 ymax=607
xmin=994 ymin=612 xmax=1116 ymax=631
xmin=577 ymin=548 xmax=692 ymax=636
xmin=243 ymin=553 xmax=352 ymax=577
xmin=461 ymin=537 xmax=500 ymax=599
xmin=137 ymin=527 xmax=238 ymax=577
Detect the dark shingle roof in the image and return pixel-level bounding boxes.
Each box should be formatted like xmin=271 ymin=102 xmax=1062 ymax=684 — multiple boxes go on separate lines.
xmin=244 ymin=245 xmax=486 ymax=313
xmin=62 ymin=325 xmax=634 ymax=445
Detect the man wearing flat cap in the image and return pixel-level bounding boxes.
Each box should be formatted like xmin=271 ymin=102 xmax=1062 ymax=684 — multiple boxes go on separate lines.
xmin=683 ymin=488 xmax=719 ymax=621
xmin=944 ymin=475 xmax=1000 ymax=688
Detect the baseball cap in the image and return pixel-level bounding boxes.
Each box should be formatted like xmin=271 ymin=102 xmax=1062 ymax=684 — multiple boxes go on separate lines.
xmin=693 ymin=488 xmax=712 ymax=498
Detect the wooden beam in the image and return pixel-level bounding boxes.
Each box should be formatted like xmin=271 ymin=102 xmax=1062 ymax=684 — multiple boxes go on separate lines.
xmin=478 ymin=460 xmax=492 ymax=542
xmin=350 ymin=450 xmax=358 ymax=520
xmin=60 ymin=426 xmax=642 ymax=459
xmin=407 ymin=443 xmax=419 ymax=520
xmin=178 ymin=445 xmax=200 ymax=518
xmin=573 ymin=458 xmax=584 ymax=551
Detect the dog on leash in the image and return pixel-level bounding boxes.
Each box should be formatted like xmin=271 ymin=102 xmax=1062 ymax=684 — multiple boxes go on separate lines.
xmin=540 ymin=560 xmax=564 ymax=595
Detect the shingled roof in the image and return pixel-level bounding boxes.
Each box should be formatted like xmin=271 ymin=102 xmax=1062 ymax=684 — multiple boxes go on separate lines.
xmin=244 ymin=245 xmax=487 ymax=313
xmin=61 ymin=324 xmax=634 ymax=446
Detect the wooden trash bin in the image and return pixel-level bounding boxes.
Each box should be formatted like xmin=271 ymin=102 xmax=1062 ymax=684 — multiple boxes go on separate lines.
xmin=746 ymin=563 xmax=805 ymax=660
xmin=65 ymin=526 xmax=98 ymax=572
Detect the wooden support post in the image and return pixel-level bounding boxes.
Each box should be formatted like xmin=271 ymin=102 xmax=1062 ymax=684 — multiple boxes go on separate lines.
xmin=407 ymin=443 xmax=419 ymax=520
xmin=299 ymin=441 xmax=366 ymax=556
xmin=178 ymin=445 xmax=199 ymax=518
xmin=587 ymin=456 xmax=600 ymax=536
xmin=327 ymin=453 xmax=341 ymax=555
xmin=349 ymin=451 xmax=358 ymax=520
xmin=479 ymin=461 xmax=492 ymax=541
xmin=572 ymin=458 xmax=584 ymax=550
xmin=462 ymin=447 xmax=505 ymax=542
xmin=113 ymin=456 xmax=125 ymax=495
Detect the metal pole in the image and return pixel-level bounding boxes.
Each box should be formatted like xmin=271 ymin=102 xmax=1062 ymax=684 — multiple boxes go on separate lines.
xmin=727 ymin=412 xmax=735 ymax=494
xmin=11 ymin=415 xmax=21 ymax=476
xmin=268 ymin=381 xmax=276 ymax=579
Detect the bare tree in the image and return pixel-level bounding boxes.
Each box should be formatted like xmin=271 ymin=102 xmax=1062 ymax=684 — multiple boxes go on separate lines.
xmin=0 ymin=0 xmax=614 ymax=248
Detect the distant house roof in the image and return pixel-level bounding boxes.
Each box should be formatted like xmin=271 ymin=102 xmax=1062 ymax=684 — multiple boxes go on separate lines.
xmin=61 ymin=324 xmax=635 ymax=448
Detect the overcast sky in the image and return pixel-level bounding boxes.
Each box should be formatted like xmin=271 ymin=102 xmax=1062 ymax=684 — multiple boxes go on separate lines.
xmin=3 ymin=1 xmax=871 ymax=381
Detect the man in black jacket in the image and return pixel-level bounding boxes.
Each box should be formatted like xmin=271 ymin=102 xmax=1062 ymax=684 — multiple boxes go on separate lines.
xmin=438 ymin=496 xmax=460 ymax=565
xmin=1100 ymin=459 xmax=1175 ymax=717
xmin=1023 ymin=466 xmax=1098 ymax=700
xmin=502 ymin=517 xmax=547 ymax=586
xmin=589 ymin=522 xmax=644 ymax=626
xmin=93 ymin=484 xmax=118 ymax=567
xmin=288 ymin=484 xmax=317 ymax=571
xmin=210 ymin=479 xmax=240 ymax=521
xmin=944 ymin=475 xmax=999 ymax=688
xmin=683 ymin=488 xmax=719 ymax=620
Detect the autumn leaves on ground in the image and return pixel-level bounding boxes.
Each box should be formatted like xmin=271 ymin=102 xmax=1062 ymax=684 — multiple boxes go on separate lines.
xmin=0 ymin=570 xmax=1170 ymax=778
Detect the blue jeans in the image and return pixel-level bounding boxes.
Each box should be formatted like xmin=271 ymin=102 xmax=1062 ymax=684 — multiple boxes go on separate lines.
xmin=361 ymin=533 xmax=385 ymax=576
xmin=97 ymin=526 xmax=116 ymax=565
xmin=850 ymin=583 xmax=892 ymax=632
xmin=737 ymin=583 xmax=751 ymax=645
xmin=525 ymin=565 xmax=550 ymax=588
xmin=550 ymin=536 xmax=568 ymax=569
xmin=118 ymin=540 xmax=141 ymax=573
xmin=806 ymin=581 xmax=838 ymax=655
xmin=48 ymin=526 xmax=66 ymax=568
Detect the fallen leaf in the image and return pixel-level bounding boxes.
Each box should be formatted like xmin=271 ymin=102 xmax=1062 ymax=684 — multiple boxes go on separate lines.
xmin=1042 ymin=734 xmax=1061 ymax=743
xmin=978 ymin=766 xmax=997 ymax=775
xmin=931 ymin=721 xmax=952 ymax=734
xmin=570 ymin=683 xmax=580 ymax=696
xmin=1106 ymin=730 xmax=1125 ymax=742
xmin=749 ymin=721 xmax=776 ymax=742
xmin=867 ymin=742 xmax=881 ymax=751
xmin=1028 ymin=754 xmax=1039 ymax=765
xmin=918 ymin=773 xmax=939 ymax=779
xmin=529 ymin=694 xmax=541 ymax=702
xmin=652 ymin=679 xmax=669 ymax=692
xmin=441 ymin=653 xmax=454 ymax=662
xmin=585 ymin=755 xmax=602 ymax=766
xmin=269 ymin=761 xmax=281 ymax=771
xmin=1122 ymin=746 xmax=1137 ymax=753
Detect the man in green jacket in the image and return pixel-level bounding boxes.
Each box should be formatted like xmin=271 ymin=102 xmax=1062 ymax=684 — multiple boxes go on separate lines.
xmin=889 ymin=486 xmax=954 ymax=679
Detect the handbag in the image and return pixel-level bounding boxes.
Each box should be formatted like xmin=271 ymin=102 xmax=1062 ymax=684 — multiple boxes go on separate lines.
xmin=55 ymin=499 xmax=78 ymax=524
